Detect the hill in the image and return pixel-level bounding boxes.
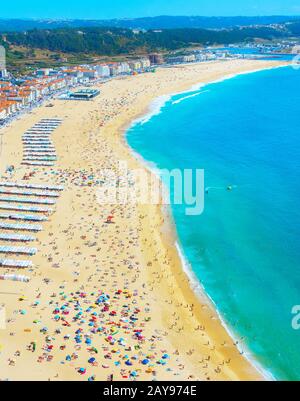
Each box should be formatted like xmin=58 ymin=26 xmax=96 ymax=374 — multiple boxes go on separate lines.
xmin=2 ymin=25 xmax=295 ymax=57
xmin=0 ymin=16 xmax=300 ymax=32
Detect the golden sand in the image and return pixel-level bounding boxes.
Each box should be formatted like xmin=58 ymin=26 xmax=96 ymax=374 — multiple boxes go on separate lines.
xmin=0 ymin=59 xmax=286 ymax=381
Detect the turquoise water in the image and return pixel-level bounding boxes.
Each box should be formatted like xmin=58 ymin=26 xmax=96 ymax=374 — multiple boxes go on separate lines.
xmin=127 ymin=66 xmax=300 ymax=380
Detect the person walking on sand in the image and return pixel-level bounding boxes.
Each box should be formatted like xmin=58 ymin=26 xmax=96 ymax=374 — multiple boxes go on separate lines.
xmin=30 ymin=342 xmax=36 ymax=353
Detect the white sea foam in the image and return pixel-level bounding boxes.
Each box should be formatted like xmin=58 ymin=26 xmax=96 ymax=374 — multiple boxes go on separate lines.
xmin=130 ymin=64 xmax=291 ymax=129
xmin=131 ymin=94 xmax=171 ymax=126
xmin=172 ymin=90 xmax=209 ymax=105
xmin=175 ymin=242 xmax=276 ymax=381
xmin=189 ymin=82 xmax=206 ymax=92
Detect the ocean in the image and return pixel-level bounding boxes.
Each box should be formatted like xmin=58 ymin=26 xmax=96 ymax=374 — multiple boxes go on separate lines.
xmin=126 ymin=65 xmax=300 ymax=380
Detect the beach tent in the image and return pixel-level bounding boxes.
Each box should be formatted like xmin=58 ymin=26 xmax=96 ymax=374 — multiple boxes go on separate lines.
xmin=23 ymin=134 xmax=51 ymax=137
xmin=0 ymin=196 xmax=56 ymax=205
xmin=0 ymin=233 xmax=36 ymax=242
xmin=23 ymin=138 xmax=51 ymax=142
xmin=23 ymin=147 xmax=54 ymax=150
xmin=23 ymin=144 xmax=55 ymax=148
xmin=0 ymin=213 xmax=48 ymax=222
xmin=27 ymin=130 xmax=53 ymax=133
xmin=0 ymin=182 xmax=63 ymax=191
xmin=0 ymin=188 xmax=59 ymax=197
xmin=0 ymin=204 xmax=53 ymax=213
xmin=22 ymin=161 xmax=55 ymax=167
xmin=0 ymin=222 xmax=42 ymax=231
xmin=0 ymin=258 xmax=33 ymax=268
xmin=23 ymin=146 xmax=55 ymax=150
xmin=24 ymin=154 xmax=57 ymax=158
xmin=23 ymin=157 xmax=57 ymax=162
xmin=24 ymin=151 xmax=57 ymax=155
xmin=0 ymin=246 xmax=37 ymax=255
xmin=22 ymin=140 xmax=52 ymax=144
xmin=0 ymin=274 xmax=30 ymax=282
xmin=25 ymin=133 xmax=53 ymax=136
xmin=40 ymin=119 xmax=62 ymax=121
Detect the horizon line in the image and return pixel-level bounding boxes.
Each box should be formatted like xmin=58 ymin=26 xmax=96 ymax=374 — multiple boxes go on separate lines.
xmin=0 ymin=14 xmax=300 ymax=21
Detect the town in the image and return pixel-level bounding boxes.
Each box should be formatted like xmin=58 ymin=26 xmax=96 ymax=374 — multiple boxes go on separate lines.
xmin=0 ymin=41 xmax=297 ymax=125
xmin=0 ymin=50 xmax=224 ymax=124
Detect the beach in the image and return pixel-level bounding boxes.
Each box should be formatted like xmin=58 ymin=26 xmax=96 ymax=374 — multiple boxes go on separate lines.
xmin=0 ymin=59 xmax=286 ymax=381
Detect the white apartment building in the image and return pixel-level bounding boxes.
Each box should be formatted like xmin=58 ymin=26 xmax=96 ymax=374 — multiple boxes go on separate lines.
xmin=95 ymin=65 xmax=110 ymax=78
xmin=140 ymin=58 xmax=151 ymax=69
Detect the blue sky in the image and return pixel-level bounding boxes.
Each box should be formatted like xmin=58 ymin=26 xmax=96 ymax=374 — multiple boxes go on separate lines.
xmin=0 ymin=0 xmax=300 ymax=19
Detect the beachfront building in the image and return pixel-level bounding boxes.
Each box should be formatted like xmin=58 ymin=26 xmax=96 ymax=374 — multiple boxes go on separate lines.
xmin=0 ymin=80 xmax=31 ymax=119
xmin=0 ymin=68 xmax=8 ymax=79
xmin=6 ymin=92 xmax=29 ymax=107
xmin=95 ymin=64 xmax=110 ymax=78
xmin=0 ymin=104 xmax=7 ymax=120
xmin=69 ymin=88 xmax=100 ymax=100
xmin=35 ymin=82 xmax=50 ymax=98
xmin=184 ymin=55 xmax=196 ymax=62
xmin=36 ymin=68 xmax=52 ymax=77
xmin=48 ymin=78 xmax=67 ymax=91
xmin=109 ymin=64 xmax=120 ymax=77
xmin=18 ymin=87 xmax=36 ymax=104
xmin=81 ymin=69 xmax=99 ymax=80
xmin=61 ymin=68 xmax=90 ymax=85
xmin=292 ymin=45 xmax=300 ymax=54
xmin=195 ymin=53 xmax=208 ymax=62
xmin=0 ymin=101 xmax=12 ymax=119
xmin=23 ymin=86 xmax=39 ymax=102
xmin=119 ymin=62 xmax=131 ymax=74
xmin=167 ymin=54 xmax=196 ymax=64
xmin=129 ymin=61 xmax=142 ymax=72
xmin=63 ymin=75 xmax=78 ymax=87
xmin=0 ymin=99 xmax=19 ymax=119
xmin=63 ymin=68 xmax=84 ymax=80
xmin=0 ymin=82 xmax=14 ymax=99
xmin=149 ymin=54 xmax=164 ymax=65
xmin=166 ymin=56 xmax=182 ymax=64
xmin=140 ymin=58 xmax=151 ymax=69
xmin=207 ymin=52 xmax=217 ymax=60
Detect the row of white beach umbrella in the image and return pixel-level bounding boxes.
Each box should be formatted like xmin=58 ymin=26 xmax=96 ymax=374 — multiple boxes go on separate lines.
xmin=22 ymin=119 xmax=62 ymax=166
xmin=0 ymin=119 xmax=64 ymax=280
xmin=0 ymin=181 xmax=64 ymax=275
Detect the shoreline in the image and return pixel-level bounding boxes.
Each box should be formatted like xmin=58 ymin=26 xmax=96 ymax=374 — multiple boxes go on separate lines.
xmin=0 ymin=59 xmax=288 ymax=381
xmin=128 ymin=62 xmax=291 ymax=128
xmin=123 ymin=64 xmax=293 ymax=381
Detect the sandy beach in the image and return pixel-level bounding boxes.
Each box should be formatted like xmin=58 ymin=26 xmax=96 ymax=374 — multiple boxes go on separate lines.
xmin=0 ymin=59 xmax=286 ymax=381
